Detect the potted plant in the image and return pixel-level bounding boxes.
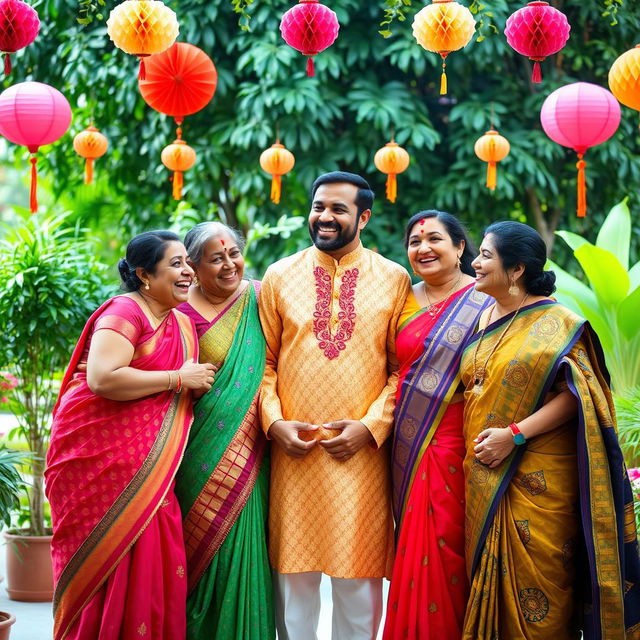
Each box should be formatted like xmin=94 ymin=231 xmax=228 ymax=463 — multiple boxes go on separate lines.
xmin=0 ymin=445 xmax=29 ymax=639
xmin=0 ymin=211 xmax=108 ymax=601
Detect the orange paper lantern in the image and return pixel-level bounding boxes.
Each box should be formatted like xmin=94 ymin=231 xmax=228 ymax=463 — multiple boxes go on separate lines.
xmin=608 ymin=45 xmax=640 ymax=118
xmin=161 ymin=138 xmax=196 ymax=200
xmin=259 ymin=141 xmax=295 ymax=204
xmin=73 ymin=126 xmax=108 ymax=184
xmin=474 ymin=129 xmax=510 ymax=190
xmin=374 ymin=141 xmax=410 ymax=202
xmin=107 ymin=0 xmax=179 ymax=79
xmin=412 ymin=0 xmax=476 ymax=95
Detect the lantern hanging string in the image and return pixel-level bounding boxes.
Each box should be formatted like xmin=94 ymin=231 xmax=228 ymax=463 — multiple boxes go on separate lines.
xmin=576 ymin=153 xmax=586 ymax=217
xmin=4 ymin=53 xmax=11 ymax=76
xmin=440 ymin=53 xmax=448 ymax=95
xmin=29 ymin=153 xmax=38 ymax=213
xmin=530 ymin=56 xmax=544 ymax=83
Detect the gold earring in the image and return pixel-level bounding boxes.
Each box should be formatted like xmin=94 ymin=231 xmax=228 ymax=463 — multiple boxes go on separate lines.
xmin=193 ymin=275 xmax=199 ymax=286
xmin=144 ymin=281 xmax=150 ymax=290
xmin=508 ymin=279 xmax=518 ymax=296
xmin=457 ymin=255 xmax=462 ymax=269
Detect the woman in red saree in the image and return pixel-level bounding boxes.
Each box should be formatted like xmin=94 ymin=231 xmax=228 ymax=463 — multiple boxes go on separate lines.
xmin=384 ymin=211 xmax=490 ymax=640
xmin=46 ymin=231 xmax=216 ymax=640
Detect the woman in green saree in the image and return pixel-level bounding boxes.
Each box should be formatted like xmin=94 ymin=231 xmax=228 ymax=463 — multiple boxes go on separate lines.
xmin=175 ymin=222 xmax=274 ymax=640
xmin=460 ymin=221 xmax=640 ymax=640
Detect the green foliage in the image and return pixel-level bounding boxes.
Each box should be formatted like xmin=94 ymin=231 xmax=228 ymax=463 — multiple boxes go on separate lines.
xmin=615 ymin=388 xmax=640 ymax=468
xmin=549 ymin=199 xmax=640 ymax=395
xmin=0 ymin=448 xmax=30 ymax=529
xmin=0 ymin=211 xmax=109 ymax=534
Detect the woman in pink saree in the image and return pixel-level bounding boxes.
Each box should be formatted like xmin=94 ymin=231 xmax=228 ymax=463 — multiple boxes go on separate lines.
xmin=45 ymin=231 xmax=216 ymax=640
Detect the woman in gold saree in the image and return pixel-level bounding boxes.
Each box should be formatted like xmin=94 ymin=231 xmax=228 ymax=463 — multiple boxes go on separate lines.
xmin=461 ymin=221 xmax=640 ymax=639
xmin=175 ymin=222 xmax=274 ymax=639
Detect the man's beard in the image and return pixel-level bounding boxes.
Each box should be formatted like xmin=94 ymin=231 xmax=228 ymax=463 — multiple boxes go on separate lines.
xmin=309 ymin=219 xmax=359 ymax=252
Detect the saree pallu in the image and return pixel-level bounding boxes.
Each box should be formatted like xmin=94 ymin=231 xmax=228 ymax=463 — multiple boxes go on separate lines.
xmin=384 ymin=285 xmax=490 ymax=640
xmin=176 ymin=282 xmax=274 ymax=640
xmin=460 ymin=300 xmax=640 ymax=640
xmin=45 ymin=296 xmax=197 ymax=640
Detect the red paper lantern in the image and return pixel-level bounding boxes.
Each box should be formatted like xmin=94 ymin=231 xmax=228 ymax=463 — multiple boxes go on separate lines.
xmin=0 ymin=82 xmax=71 ymax=212
xmin=0 ymin=0 xmax=40 ymax=76
xmin=280 ymin=0 xmax=340 ymax=77
xmin=139 ymin=42 xmax=217 ymax=127
xmin=541 ymin=82 xmax=620 ymax=217
xmin=505 ymin=1 xmax=570 ymax=83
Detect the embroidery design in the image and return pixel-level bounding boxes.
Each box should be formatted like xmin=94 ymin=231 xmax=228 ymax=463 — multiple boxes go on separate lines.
xmin=516 ymin=519 xmax=531 ymax=546
xmin=519 ymin=587 xmax=549 ymax=622
xmin=519 ymin=469 xmax=547 ymax=495
xmin=312 ymin=266 xmax=359 ymax=359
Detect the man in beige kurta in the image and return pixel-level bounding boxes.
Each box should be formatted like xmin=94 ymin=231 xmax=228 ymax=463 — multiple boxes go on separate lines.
xmin=259 ymin=171 xmax=411 ymax=639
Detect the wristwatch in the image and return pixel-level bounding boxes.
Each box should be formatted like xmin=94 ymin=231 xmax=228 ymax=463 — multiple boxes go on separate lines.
xmin=508 ymin=422 xmax=526 ymax=445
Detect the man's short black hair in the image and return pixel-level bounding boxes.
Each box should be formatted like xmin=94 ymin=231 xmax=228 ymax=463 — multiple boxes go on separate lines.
xmin=310 ymin=171 xmax=375 ymax=216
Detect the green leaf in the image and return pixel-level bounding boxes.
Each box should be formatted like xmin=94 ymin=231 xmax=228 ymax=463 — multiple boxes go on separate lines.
xmin=595 ymin=197 xmax=630 ymax=270
xmin=617 ymin=285 xmax=640 ymax=340
xmin=629 ymin=260 xmax=640 ymax=291
xmin=574 ymin=244 xmax=630 ymax=308
xmin=555 ymin=230 xmax=589 ymax=252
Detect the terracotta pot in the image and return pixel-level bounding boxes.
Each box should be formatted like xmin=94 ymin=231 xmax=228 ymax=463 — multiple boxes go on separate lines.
xmin=4 ymin=531 xmax=53 ymax=602
xmin=0 ymin=611 xmax=16 ymax=640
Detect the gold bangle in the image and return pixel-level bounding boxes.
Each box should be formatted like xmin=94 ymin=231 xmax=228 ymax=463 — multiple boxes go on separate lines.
xmin=166 ymin=371 xmax=173 ymax=390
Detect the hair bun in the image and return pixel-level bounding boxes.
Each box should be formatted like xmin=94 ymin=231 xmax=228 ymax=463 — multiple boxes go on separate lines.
xmin=528 ymin=270 xmax=556 ymax=297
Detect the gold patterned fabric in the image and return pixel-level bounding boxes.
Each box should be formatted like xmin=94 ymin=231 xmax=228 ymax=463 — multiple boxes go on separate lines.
xmin=460 ymin=300 xmax=640 ymax=640
xmin=259 ymin=243 xmax=411 ymax=577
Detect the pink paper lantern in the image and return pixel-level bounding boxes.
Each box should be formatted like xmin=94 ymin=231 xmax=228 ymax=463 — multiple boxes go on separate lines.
xmin=280 ymin=0 xmax=339 ymax=77
xmin=0 ymin=81 xmax=72 ymax=212
xmin=0 ymin=0 xmax=40 ymax=76
xmin=540 ymin=82 xmax=620 ymax=217
xmin=505 ymin=1 xmax=570 ymax=83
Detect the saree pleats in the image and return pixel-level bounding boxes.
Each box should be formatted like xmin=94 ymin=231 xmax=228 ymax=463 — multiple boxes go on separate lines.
xmin=461 ymin=300 xmax=640 ymax=640
xmin=176 ymin=283 xmax=274 ymax=640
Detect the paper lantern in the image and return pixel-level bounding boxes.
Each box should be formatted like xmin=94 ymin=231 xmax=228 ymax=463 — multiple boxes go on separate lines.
xmin=259 ymin=141 xmax=295 ymax=204
xmin=139 ymin=42 xmax=217 ymax=126
xmin=608 ymin=45 xmax=640 ymax=117
xmin=474 ymin=129 xmax=510 ymax=190
xmin=412 ymin=0 xmax=476 ymax=94
xmin=161 ymin=138 xmax=196 ymax=200
xmin=0 ymin=81 xmax=71 ymax=212
xmin=374 ymin=141 xmax=410 ymax=202
xmin=541 ymin=82 xmax=620 ymax=217
xmin=107 ymin=0 xmax=179 ymax=79
xmin=505 ymin=1 xmax=570 ymax=83
xmin=0 ymin=0 xmax=39 ymax=76
xmin=73 ymin=126 xmax=108 ymax=184
xmin=280 ymin=0 xmax=340 ymax=77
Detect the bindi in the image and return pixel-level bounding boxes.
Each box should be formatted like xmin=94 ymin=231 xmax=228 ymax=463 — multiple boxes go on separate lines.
xmin=220 ymin=239 xmax=225 ymax=247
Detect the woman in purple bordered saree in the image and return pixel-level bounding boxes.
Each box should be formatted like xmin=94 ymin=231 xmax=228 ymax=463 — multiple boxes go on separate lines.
xmin=175 ymin=222 xmax=274 ymax=640
xmin=461 ymin=222 xmax=640 ymax=640
xmin=46 ymin=231 xmax=216 ymax=640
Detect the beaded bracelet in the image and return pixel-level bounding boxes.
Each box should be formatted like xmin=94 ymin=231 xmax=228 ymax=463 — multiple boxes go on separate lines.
xmin=175 ymin=373 xmax=183 ymax=393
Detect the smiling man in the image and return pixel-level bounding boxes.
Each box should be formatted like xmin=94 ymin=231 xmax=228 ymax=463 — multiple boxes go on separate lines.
xmin=259 ymin=171 xmax=412 ymax=639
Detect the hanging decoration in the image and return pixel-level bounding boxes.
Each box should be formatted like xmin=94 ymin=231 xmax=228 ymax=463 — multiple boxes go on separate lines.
xmin=474 ymin=129 xmax=510 ymax=190
xmin=259 ymin=141 xmax=296 ymax=204
xmin=106 ymin=0 xmax=179 ymax=79
xmin=161 ymin=138 xmax=196 ymax=200
xmin=374 ymin=140 xmax=410 ymax=202
xmin=608 ymin=45 xmax=640 ymax=120
xmin=139 ymin=42 xmax=217 ymax=199
xmin=73 ymin=126 xmax=108 ymax=184
xmin=540 ymin=82 xmax=620 ymax=218
xmin=280 ymin=0 xmax=340 ymax=77
xmin=0 ymin=82 xmax=71 ymax=212
xmin=412 ymin=0 xmax=476 ymax=95
xmin=0 ymin=0 xmax=39 ymax=76
xmin=504 ymin=1 xmax=570 ymax=83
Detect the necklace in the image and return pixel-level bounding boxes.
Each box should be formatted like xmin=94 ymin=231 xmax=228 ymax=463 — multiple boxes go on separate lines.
xmin=136 ymin=291 xmax=169 ymax=324
xmin=423 ymin=272 xmax=462 ymax=318
xmin=199 ymin=284 xmax=242 ymax=316
xmin=471 ymin=294 xmax=529 ymax=395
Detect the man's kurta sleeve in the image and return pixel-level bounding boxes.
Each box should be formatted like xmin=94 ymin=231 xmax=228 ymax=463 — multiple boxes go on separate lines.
xmin=359 ymin=270 xmax=412 ymax=448
xmin=258 ymin=268 xmax=285 ymax=435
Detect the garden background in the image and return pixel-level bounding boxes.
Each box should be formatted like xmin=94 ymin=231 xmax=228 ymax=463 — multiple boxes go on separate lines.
xmin=0 ymin=0 xmax=639 ymax=542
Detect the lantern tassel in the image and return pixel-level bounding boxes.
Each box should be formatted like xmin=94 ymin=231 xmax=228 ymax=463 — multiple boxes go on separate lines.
xmin=29 ymin=155 xmax=38 ymax=213
xmin=531 ymin=61 xmax=542 ymax=83
xmin=486 ymin=162 xmax=497 ymax=190
xmin=576 ymin=154 xmax=586 ymax=218
xmin=138 ymin=58 xmax=146 ymax=81
xmin=172 ymin=172 xmax=183 ymax=200
xmin=84 ymin=158 xmax=94 ymax=184
xmin=385 ymin=174 xmax=397 ymax=203
xmin=270 ymin=175 xmax=282 ymax=204
xmin=440 ymin=61 xmax=447 ymax=95
xmin=306 ymin=56 xmax=314 ymax=77
xmin=3 ymin=53 xmax=11 ymax=76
